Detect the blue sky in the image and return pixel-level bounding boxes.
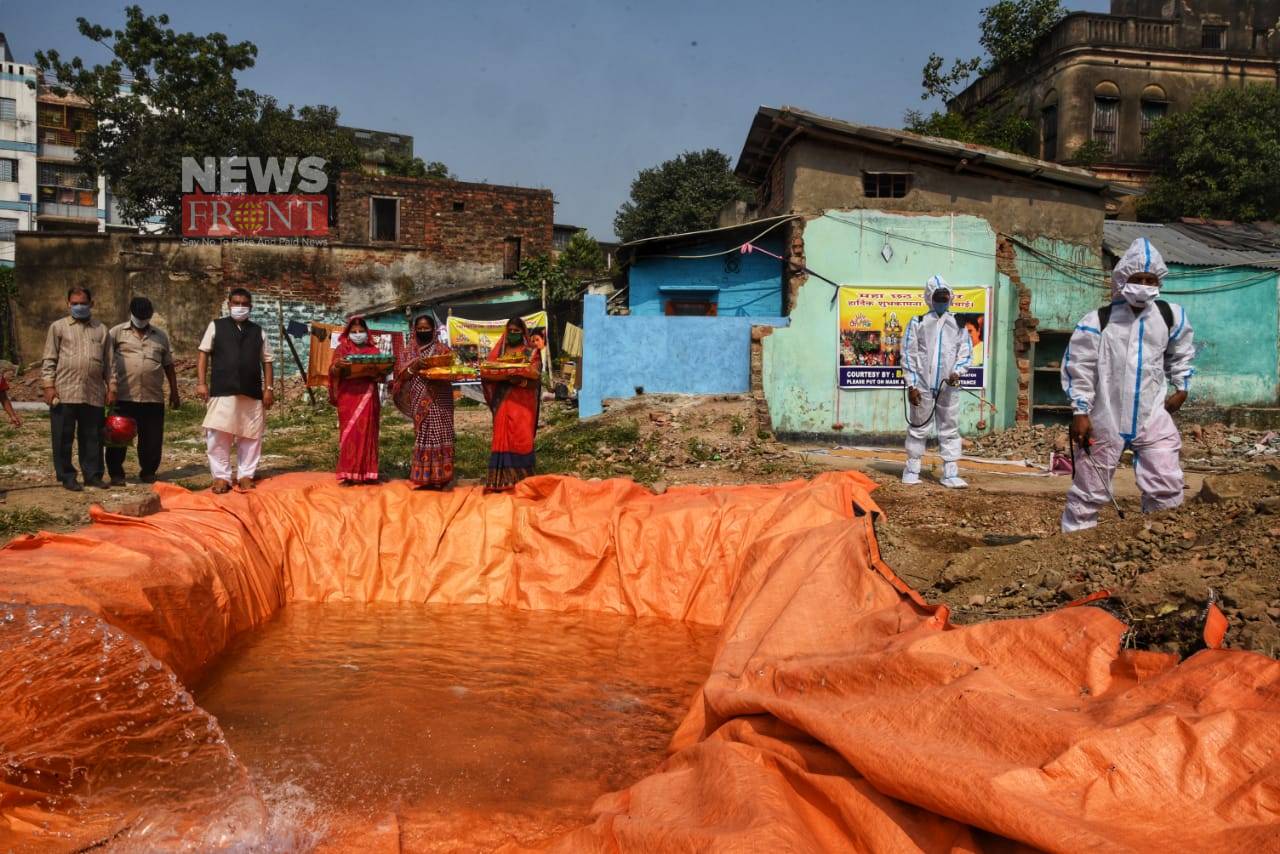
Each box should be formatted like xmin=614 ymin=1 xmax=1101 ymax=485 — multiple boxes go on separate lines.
xmin=8 ymin=0 xmax=1109 ymax=240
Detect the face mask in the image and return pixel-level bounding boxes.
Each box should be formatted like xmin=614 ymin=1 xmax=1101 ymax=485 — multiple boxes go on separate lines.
xmin=70 ymin=304 xmax=91 ymax=321
xmin=1121 ymin=281 xmax=1160 ymax=309
xmin=229 ymin=306 xmax=251 ymax=321
xmin=349 ymin=332 xmax=368 ymax=345
xmin=415 ymin=330 xmax=434 ymax=344
xmin=506 ymin=332 xmax=523 ymax=346
xmin=130 ymin=314 xmax=149 ymax=329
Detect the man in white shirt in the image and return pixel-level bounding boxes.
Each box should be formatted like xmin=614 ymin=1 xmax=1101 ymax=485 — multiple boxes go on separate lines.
xmin=196 ymin=288 xmax=274 ymax=493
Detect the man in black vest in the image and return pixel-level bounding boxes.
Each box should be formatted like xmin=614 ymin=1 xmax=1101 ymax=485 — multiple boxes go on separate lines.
xmin=196 ymin=288 xmax=275 ymax=494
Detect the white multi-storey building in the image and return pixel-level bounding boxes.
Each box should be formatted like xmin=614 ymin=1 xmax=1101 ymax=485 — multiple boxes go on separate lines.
xmin=0 ymin=33 xmax=38 ymax=267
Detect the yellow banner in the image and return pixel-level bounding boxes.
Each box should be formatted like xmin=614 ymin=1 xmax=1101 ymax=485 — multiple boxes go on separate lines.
xmin=447 ymin=311 xmax=548 ymax=365
xmin=836 ymin=287 xmax=989 ymax=389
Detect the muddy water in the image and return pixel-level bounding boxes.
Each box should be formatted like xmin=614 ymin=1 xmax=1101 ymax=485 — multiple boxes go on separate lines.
xmin=194 ymin=603 xmax=719 ymax=849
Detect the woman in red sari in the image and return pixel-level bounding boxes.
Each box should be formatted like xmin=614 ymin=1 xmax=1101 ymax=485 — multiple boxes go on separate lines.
xmin=393 ymin=314 xmax=456 ymax=489
xmin=329 ymin=316 xmax=382 ymax=484
xmin=482 ymin=316 xmax=543 ymax=492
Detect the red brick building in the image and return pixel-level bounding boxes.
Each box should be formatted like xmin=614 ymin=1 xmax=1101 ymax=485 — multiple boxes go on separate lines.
xmin=335 ymin=173 xmax=553 ymax=279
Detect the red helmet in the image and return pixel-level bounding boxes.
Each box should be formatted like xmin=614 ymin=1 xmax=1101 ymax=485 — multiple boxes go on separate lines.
xmin=103 ymin=413 xmax=138 ymax=448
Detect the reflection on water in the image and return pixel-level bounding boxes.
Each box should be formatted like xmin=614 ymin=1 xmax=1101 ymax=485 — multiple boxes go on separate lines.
xmin=195 ymin=603 xmax=718 ymax=849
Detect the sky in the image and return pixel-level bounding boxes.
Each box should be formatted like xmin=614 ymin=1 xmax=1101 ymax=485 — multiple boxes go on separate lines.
xmin=5 ymin=0 xmax=1111 ymax=241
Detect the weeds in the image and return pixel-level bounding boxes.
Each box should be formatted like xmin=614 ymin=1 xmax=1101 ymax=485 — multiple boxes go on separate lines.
xmin=0 ymin=507 xmax=59 ymax=540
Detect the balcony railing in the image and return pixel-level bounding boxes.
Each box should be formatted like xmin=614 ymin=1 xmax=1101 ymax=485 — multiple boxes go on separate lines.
xmin=38 ymin=201 xmax=98 ymax=220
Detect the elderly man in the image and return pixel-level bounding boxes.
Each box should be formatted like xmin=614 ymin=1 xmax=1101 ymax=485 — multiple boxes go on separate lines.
xmin=1060 ymin=237 xmax=1196 ymax=532
xmin=41 ymin=286 xmax=115 ymax=491
xmin=107 ymin=297 xmax=180 ymax=485
xmin=196 ymin=288 xmax=274 ymax=493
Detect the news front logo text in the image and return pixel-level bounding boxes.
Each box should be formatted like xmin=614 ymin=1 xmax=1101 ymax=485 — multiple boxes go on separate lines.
xmin=181 ymin=157 xmax=329 ymax=239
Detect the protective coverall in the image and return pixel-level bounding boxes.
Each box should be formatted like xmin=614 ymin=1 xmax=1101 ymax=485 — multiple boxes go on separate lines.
xmin=903 ymin=275 xmax=973 ymax=488
xmin=1060 ymin=238 xmax=1196 ymax=532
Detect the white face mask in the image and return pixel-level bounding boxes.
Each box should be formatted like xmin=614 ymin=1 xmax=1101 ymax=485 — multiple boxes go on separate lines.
xmin=130 ymin=314 xmax=149 ymax=329
xmin=229 ymin=305 xmax=251 ymax=321
xmin=349 ymin=332 xmax=368 ymax=345
xmin=1121 ymin=281 xmax=1160 ymax=309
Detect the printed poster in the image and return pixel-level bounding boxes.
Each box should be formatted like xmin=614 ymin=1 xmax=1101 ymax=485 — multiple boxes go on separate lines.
xmin=446 ymin=311 xmax=548 ymax=366
xmin=837 ymin=286 xmax=989 ymax=389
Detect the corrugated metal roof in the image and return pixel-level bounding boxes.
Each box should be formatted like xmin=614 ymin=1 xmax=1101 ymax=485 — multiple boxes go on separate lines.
xmin=1103 ymin=222 xmax=1280 ymax=271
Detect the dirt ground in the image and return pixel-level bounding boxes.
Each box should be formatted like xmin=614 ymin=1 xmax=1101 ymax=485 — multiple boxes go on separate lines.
xmin=2 ymin=385 xmax=1276 ymax=657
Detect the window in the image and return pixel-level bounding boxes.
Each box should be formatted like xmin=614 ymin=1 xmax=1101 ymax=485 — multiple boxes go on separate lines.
xmin=452 ymin=201 xmax=465 ymax=212
xmin=1140 ymin=99 xmax=1168 ymax=150
xmin=0 ymin=218 xmax=17 ymax=241
xmin=38 ymin=163 xmax=95 ymax=190
xmin=1255 ymin=29 xmax=1270 ymax=53
xmin=354 ymin=131 xmax=372 ymax=140
xmin=862 ymin=172 xmax=911 ymax=199
xmin=0 ymin=158 xmax=16 ymax=183
xmin=503 ymin=237 xmax=522 ymax=278
xmin=1092 ymin=96 xmax=1119 ymax=156
xmin=665 ymin=299 xmax=717 ymax=317
xmin=0 ymin=98 xmax=15 ymax=120
xmin=370 ymin=197 xmax=399 ymax=242
xmin=1202 ymin=25 xmax=1226 ymax=49
xmin=1041 ymin=105 xmax=1059 ymax=161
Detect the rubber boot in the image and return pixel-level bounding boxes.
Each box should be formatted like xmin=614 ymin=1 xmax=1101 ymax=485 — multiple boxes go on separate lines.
xmin=940 ymin=460 xmax=968 ymax=489
xmin=902 ymin=457 xmax=922 ymax=485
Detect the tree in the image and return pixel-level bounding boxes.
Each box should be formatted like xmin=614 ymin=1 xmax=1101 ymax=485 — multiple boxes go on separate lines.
xmin=37 ymin=7 xmax=261 ymax=231
xmin=614 ymin=149 xmax=751 ymax=244
xmin=514 ymin=254 xmax=574 ymax=304
xmin=37 ymin=6 xmax=364 ymax=231
xmin=910 ymin=1 xmax=1065 ymax=155
xmin=559 ymin=231 xmax=606 ymax=278
xmin=920 ymin=0 xmax=1066 ymax=101
xmin=383 ymin=154 xmax=452 ymax=180
xmin=1138 ymin=85 xmax=1280 ymax=222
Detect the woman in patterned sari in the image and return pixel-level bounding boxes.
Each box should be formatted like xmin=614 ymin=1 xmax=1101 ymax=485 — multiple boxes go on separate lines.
xmin=482 ymin=316 xmax=542 ymax=492
xmin=393 ymin=314 xmax=456 ymax=489
xmin=328 ymin=316 xmax=382 ymax=484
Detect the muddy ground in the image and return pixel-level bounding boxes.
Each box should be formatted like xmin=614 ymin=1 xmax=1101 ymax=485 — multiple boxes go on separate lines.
xmin=1 ymin=386 xmax=1275 ymax=657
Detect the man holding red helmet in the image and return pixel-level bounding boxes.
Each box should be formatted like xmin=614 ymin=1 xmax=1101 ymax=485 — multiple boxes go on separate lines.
xmin=107 ymin=297 xmax=180 ymax=485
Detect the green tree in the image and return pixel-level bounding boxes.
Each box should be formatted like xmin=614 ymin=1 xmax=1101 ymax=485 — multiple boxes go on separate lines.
xmin=559 ymin=231 xmax=606 ymax=278
xmin=37 ymin=6 xmax=364 ymax=231
xmin=1139 ymin=86 xmax=1280 ymax=222
xmin=614 ymin=149 xmax=751 ymax=244
xmin=37 ymin=7 xmax=261 ymax=231
xmin=514 ymin=254 xmax=575 ymax=304
xmin=383 ymin=154 xmax=452 ymax=180
xmin=911 ymin=1 xmax=1065 ymax=155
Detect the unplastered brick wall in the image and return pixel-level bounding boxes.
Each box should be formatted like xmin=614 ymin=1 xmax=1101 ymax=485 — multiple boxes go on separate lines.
xmin=336 ymin=173 xmax=554 ymax=267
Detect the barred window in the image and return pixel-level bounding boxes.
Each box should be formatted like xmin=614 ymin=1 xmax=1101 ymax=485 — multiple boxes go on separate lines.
xmin=863 ymin=172 xmax=911 ymax=199
xmin=0 ymin=158 xmax=16 ymax=183
xmin=0 ymin=217 xmax=17 ymax=240
xmin=38 ymin=163 xmax=95 ymax=190
xmin=0 ymin=98 xmax=15 ymax=120
xmin=1092 ymin=97 xmax=1119 ymax=156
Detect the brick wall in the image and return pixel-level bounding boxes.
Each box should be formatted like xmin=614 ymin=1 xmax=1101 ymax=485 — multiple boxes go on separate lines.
xmin=336 ymin=174 xmax=554 ymax=270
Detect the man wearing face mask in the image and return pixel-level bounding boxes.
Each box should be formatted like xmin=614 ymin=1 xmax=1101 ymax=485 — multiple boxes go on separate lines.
xmin=902 ymin=275 xmax=973 ymax=488
xmin=1060 ymin=237 xmax=1195 ymax=532
xmin=41 ymin=286 xmax=115 ymax=491
xmin=107 ymin=297 xmax=180 ymax=485
xmin=196 ymin=288 xmax=274 ymax=494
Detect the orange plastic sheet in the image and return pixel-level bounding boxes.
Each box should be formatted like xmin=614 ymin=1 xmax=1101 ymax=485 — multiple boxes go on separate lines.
xmin=1 ymin=472 xmax=1278 ymax=852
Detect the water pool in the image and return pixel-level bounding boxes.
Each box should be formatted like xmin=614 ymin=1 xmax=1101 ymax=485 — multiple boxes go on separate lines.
xmin=194 ymin=603 xmax=719 ymax=850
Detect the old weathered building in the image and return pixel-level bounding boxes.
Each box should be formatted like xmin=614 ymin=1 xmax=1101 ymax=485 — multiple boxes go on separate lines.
xmin=950 ymin=0 xmax=1280 ymax=197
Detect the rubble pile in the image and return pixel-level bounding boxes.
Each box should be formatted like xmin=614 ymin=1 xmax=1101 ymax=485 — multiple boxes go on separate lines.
xmin=964 ymin=425 xmax=1066 ymax=462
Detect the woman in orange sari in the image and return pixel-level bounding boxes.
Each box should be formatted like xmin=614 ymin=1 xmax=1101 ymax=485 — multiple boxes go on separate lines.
xmin=482 ymin=316 xmax=542 ymax=492
xmin=328 ymin=316 xmax=382 ymax=484
xmin=393 ymin=314 xmax=456 ymax=489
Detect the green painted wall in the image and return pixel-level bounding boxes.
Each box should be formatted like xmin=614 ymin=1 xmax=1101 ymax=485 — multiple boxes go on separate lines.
xmin=763 ymin=212 xmax=1018 ymax=439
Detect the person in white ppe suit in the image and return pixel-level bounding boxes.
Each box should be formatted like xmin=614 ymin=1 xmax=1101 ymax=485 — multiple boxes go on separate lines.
xmin=1060 ymin=237 xmax=1195 ymax=532
xmin=903 ymin=275 xmax=973 ymax=488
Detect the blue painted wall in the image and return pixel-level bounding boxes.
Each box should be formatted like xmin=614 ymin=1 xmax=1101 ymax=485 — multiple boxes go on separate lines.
xmin=628 ymin=235 xmax=784 ymax=317
xmin=579 ymin=294 xmax=787 ymax=418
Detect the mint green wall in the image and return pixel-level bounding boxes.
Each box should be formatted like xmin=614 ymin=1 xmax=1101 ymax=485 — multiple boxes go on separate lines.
xmin=1160 ymin=264 xmax=1278 ymax=406
xmin=763 ymin=212 xmax=1018 ymax=438
xmin=1022 ymin=238 xmax=1280 ymax=407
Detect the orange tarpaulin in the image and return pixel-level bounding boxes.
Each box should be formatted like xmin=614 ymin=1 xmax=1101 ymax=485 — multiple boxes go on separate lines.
xmin=1 ymin=472 xmax=1278 ymax=851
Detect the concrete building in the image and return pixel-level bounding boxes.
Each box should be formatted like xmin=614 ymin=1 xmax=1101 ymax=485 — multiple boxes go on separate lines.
xmin=949 ymin=1 xmax=1280 ymax=197
xmin=0 ymin=34 xmax=37 ymax=267
xmin=338 ymin=125 xmax=414 ymax=174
